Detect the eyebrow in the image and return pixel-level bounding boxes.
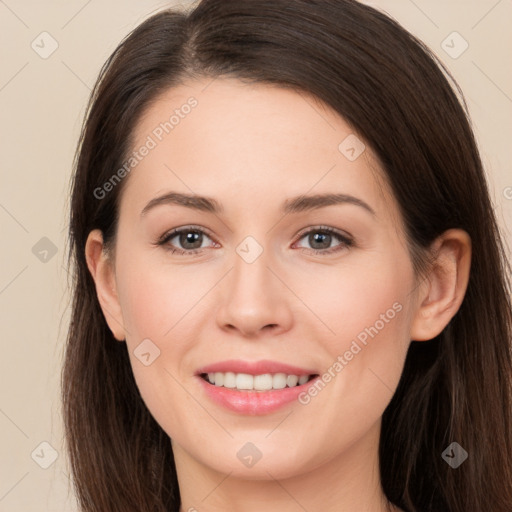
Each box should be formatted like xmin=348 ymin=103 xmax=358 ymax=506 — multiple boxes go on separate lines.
xmin=140 ymin=191 xmax=375 ymax=217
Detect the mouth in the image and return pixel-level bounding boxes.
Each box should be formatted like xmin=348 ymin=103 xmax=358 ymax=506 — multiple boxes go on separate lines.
xmin=199 ymin=372 xmax=318 ymax=391
xmin=195 ymin=360 xmax=320 ymax=415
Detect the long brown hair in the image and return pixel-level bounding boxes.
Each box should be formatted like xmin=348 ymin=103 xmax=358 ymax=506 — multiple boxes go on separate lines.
xmin=62 ymin=1 xmax=512 ymax=510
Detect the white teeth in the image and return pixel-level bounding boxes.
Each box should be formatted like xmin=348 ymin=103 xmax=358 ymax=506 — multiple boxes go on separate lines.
xmin=286 ymin=375 xmax=299 ymax=387
xmin=223 ymin=372 xmax=236 ymax=388
xmin=298 ymin=375 xmax=309 ymax=385
xmin=272 ymin=373 xmax=287 ymax=389
xmin=236 ymin=373 xmax=253 ymax=390
xmin=254 ymin=373 xmax=273 ymax=391
xmin=203 ymin=372 xmax=314 ymax=391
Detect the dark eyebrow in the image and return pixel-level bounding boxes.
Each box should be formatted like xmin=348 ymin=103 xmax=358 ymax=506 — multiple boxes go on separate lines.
xmin=141 ymin=192 xmax=224 ymax=217
xmin=283 ymin=193 xmax=375 ymax=216
xmin=140 ymin=191 xmax=375 ymax=217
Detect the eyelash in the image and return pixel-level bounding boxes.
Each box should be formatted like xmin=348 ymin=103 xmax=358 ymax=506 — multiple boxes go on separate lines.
xmin=155 ymin=225 xmax=354 ymax=256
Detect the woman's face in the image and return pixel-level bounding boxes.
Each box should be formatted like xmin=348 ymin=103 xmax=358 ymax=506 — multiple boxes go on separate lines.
xmin=105 ymin=77 xmax=421 ymax=479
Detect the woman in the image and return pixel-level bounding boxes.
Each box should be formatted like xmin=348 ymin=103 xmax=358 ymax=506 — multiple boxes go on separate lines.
xmin=62 ymin=1 xmax=512 ymax=511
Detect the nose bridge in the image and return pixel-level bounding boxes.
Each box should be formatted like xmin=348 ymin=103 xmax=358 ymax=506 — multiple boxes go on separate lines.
xmin=229 ymin=239 xmax=275 ymax=305
xmin=228 ymin=226 xmax=275 ymax=295
xmin=215 ymin=235 xmax=293 ymax=336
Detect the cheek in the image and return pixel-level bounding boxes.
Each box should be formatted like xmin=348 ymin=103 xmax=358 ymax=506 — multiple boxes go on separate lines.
xmin=113 ymin=252 xmax=208 ymax=436
xmin=284 ymin=255 xmax=415 ymax=463
xmin=306 ymin=249 xmax=413 ymax=348
xmin=115 ymin=250 xmax=211 ymax=343
xmin=298 ymin=249 xmax=414 ymax=405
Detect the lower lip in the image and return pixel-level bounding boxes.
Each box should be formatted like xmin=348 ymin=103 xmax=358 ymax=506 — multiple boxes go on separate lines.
xmin=197 ymin=376 xmax=319 ymax=415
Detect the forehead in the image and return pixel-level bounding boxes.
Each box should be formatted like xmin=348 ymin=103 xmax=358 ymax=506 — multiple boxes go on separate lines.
xmin=122 ymin=77 xmax=396 ymax=220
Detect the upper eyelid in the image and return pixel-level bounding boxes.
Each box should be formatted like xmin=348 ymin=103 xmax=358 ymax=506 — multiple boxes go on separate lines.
xmin=294 ymin=225 xmax=352 ymax=241
xmin=158 ymin=224 xmax=216 ymax=242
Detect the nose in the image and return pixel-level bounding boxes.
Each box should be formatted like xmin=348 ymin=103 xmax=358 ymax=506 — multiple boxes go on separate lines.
xmin=215 ymin=248 xmax=293 ymax=338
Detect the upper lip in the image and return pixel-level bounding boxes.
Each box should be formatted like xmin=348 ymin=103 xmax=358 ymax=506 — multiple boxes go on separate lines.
xmin=196 ymin=359 xmax=318 ymax=376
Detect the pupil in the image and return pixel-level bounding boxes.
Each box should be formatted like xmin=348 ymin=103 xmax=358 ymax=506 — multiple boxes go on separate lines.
xmin=181 ymin=231 xmax=201 ymax=249
xmin=311 ymin=232 xmax=330 ymax=249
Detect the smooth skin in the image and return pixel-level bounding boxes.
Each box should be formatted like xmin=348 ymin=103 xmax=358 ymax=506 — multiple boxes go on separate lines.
xmin=85 ymin=78 xmax=471 ymax=512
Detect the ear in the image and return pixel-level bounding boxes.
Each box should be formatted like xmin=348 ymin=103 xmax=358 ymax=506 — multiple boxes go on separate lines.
xmin=85 ymin=229 xmax=126 ymax=341
xmin=410 ymin=229 xmax=471 ymax=341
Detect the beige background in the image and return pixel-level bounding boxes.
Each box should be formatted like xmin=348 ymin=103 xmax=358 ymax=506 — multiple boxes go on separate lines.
xmin=0 ymin=1 xmax=510 ymax=510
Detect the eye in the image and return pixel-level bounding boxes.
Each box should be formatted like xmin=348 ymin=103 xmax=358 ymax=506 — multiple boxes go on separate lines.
xmin=293 ymin=226 xmax=353 ymax=255
xmin=155 ymin=226 xmax=218 ymax=255
xmin=155 ymin=224 xmax=353 ymax=256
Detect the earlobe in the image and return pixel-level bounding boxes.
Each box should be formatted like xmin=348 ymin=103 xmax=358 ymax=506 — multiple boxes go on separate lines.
xmin=410 ymin=229 xmax=471 ymax=341
xmin=85 ymin=229 xmax=126 ymax=342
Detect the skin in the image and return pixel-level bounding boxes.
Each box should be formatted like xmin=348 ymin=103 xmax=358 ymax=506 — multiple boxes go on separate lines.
xmin=86 ymin=77 xmax=471 ymax=512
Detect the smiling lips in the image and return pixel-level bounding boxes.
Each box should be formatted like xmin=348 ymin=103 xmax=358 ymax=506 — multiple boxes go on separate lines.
xmin=196 ymin=359 xmax=319 ymax=415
